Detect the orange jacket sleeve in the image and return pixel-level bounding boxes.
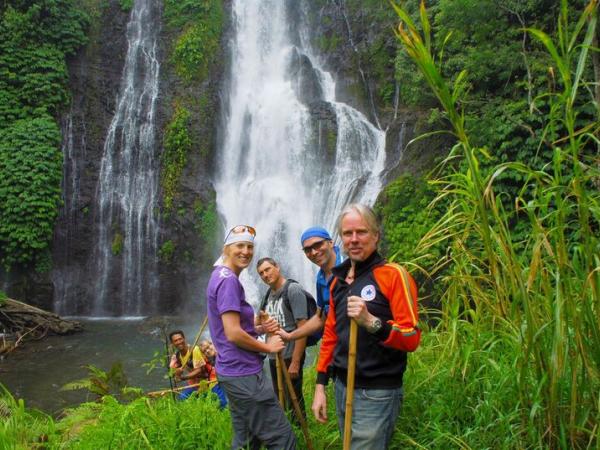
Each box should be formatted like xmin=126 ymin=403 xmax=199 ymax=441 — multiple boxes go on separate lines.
xmin=375 ymin=264 xmax=421 ymax=352
xmin=316 ymin=278 xmax=338 ymax=383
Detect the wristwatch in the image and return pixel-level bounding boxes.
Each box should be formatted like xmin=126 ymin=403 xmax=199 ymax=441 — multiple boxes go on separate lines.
xmin=367 ymin=317 xmax=382 ymax=334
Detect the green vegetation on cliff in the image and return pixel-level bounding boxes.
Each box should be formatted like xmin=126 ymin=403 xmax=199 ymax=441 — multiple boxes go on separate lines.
xmin=160 ymin=0 xmax=222 ymax=205
xmin=159 ymin=0 xmax=224 ymax=259
xmin=0 ymin=0 xmax=88 ymax=270
xmin=161 ymin=103 xmax=193 ymax=211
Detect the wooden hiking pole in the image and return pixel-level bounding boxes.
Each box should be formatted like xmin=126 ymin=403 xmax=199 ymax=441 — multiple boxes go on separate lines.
xmin=163 ymin=328 xmax=177 ymax=398
xmin=146 ymin=381 xmax=213 ymax=398
xmin=259 ymin=310 xmax=285 ymax=407
xmin=275 ymin=352 xmax=285 ymax=407
xmin=179 ymin=315 xmax=209 ymax=369
xmin=261 ymin=310 xmax=313 ymax=449
xmin=276 ymin=353 xmax=314 ymax=450
xmin=343 ymin=319 xmax=358 ymax=450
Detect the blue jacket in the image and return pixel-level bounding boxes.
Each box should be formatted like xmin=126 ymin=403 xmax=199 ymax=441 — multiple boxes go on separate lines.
xmin=315 ymin=245 xmax=343 ymax=315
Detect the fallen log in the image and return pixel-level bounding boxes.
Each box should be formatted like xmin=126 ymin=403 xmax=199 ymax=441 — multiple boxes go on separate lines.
xmin=0 ymin=298 xmax=82 ymax=354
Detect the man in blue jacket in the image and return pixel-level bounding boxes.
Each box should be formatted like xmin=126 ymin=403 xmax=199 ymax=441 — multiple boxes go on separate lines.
xmin=277 ymin=226 xmax=342 ymax=342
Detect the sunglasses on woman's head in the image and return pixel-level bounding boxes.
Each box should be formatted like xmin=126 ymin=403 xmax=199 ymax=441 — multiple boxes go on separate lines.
xmin=225 ymin=225 xmax=256 ymax=241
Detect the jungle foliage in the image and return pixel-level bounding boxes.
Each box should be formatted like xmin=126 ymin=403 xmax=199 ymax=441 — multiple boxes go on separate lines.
xmin=388 ymin=1 xmax=599 ymax=448
xmin=0 ymin=367 xmax=337 ymax=449
xmin=0 ymin=0 xmax=88 ymax=270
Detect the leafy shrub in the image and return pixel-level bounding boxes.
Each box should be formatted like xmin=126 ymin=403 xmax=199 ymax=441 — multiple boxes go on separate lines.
xmin=158 ymin=240 xmax=175 ymax=263
xmin=161 ymin=104 xmax=193 ymax=211
xmin=376 ymin=174 xmax=442 ymax=264
xmin=393 ymin=1 xmax=599 ymax=447
xmin=0 ymin=0 xmax=88 ymax=270
xmin=194 ymin=198 xmax=218 ymax=244
xmin=119 ymin=0 xmax=133 ymax=12
xmin=164 ymin=0 xmax=223 ymax=82
xmin=376 ymin=174 xmax=446 ymax=304
xmin=0 ymin=116 xmax=63 ymax=269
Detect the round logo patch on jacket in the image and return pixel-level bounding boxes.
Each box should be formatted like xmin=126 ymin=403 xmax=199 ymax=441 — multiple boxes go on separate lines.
xmin=360 ymin=284 xmax=377 ymax=301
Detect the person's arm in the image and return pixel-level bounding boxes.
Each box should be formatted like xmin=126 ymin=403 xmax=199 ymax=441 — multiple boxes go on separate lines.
xmin=288 ymin=319 xmax=307 ymax=379
xmin=222 ymin=311 xmax=284 ymax=353
xmin=181 ymin=366 xmax=203 ymax=381
xmin=312 ymin=383 xmax=328 ymax=423
xmin=347 ymin=265 xmax=421 ymax=352
xmin=378 ymin=265 xmax=420 ymax=351
xmin=180 ymin=347 xmax=207 ymax=381
xmin=169 ymin=354 xmax=185 ymax=379
xmin=255 ymin=314 xmax=280 ymax=335
xmin=312 ymin=278 xmax=339 ymax=423
xmin=276 ymin=312 xmax=325 ymax=341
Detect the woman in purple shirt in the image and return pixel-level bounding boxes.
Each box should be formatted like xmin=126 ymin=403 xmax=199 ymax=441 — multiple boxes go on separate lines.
xmin=206 ymin=225 xmax=296 ymax=450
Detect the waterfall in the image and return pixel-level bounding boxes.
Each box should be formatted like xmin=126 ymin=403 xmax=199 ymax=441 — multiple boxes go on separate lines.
xmin=53 ymin=109 xmax=85 ymax=315
xmin=215 ymin=0 xmax=387 ymax=303
xmin=91 ymin=0 xmax=161 ymax=316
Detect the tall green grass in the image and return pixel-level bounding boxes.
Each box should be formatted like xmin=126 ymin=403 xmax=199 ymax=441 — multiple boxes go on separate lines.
xmin=54 ymin=395 xmax=232 ymax=449
xmin=0 ymin=372 xmax=343 ymax=449
xmin=392 ymin=0 xmax=599 ymax=448
xmin=0 ymin=385 xmax=55 ymax=450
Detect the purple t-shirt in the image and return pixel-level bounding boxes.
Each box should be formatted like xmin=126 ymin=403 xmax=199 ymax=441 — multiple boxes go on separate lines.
xmin=206 ymin=265 xmax=263 ymax=377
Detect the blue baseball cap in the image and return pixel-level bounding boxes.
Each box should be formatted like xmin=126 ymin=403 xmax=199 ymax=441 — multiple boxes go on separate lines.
xmin=300 ymin=226 xmax=332 ymax=246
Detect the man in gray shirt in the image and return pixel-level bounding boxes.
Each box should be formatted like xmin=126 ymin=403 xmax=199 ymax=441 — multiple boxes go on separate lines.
xmin=257 ymin=257 xmax=308 ymax=419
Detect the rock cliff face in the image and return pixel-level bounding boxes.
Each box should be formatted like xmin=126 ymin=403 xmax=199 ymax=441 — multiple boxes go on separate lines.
xmin=299 ymin=0 xmax=450 ymax=183
xmin=154 ymin=2 xmax=230 ymax=315
xmin=50 ymin=0 xmax=230 ymax=315
xmin=51 ymin=0 xmax=129 ymax=314
xmin=6 ymin=0 xmax=446 ymax=313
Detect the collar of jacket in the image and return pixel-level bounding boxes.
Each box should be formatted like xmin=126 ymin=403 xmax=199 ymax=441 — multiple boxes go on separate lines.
xmin=332 ymin=250 xmax=385 ymax=281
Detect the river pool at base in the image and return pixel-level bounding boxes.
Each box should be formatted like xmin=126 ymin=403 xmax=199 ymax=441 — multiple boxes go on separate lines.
xmin=0 ymin=318 xmax=204 ymax=415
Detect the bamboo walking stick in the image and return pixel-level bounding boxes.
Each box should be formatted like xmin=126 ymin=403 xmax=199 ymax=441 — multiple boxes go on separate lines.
xmin=146 ymin=381 xmax=215 ymax=398
xmin=277 ymin=353 xmax=314 ymax=450
xmin=259 ymin=310 xmax=285 ymax=407
xmin=180 ymin=315 xmax=209 ymax=368
xmin=261 ymin=309 xmax=314 ymax=449
xmin=343 ymin=319 xmax=358 ymax=450
xmin=275 ymin=352 xmax=285 ymax=407
xmin=163 ymin=329 xmax=177 ymax=400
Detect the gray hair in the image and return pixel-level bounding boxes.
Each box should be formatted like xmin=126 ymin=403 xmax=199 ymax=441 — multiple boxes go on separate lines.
xmin=336 ymin=203 xmax=380 ymax=238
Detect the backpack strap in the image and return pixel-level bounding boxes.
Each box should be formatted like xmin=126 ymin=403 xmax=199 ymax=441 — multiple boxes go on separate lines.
xmin=280 ymin=279 xmax=295 ymax=316
xmin=259 ymin=287 xmax=272 ymax=312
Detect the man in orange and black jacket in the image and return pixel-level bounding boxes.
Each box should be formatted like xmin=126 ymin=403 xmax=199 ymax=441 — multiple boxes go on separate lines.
xmin=311 ymin=203 xmax=421 ymax=450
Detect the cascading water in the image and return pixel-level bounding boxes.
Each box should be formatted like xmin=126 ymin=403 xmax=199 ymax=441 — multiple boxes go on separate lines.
xmin=215 ymin=0 xmax=387 ymax=301
xmin=91 ymin=0 xmax=161 ymax=316
xmin=53 ymin=109 xmax=85 ymax=315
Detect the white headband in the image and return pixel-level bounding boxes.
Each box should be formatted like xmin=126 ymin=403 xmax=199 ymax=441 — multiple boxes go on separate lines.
xmin=224 ymin=231 xmax=255 ymax=246
xmin=214 ymin=227 xmax=255 ymax=266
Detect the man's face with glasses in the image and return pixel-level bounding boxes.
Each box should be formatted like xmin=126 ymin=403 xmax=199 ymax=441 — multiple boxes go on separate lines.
xmin=302 ymin=237 xmax=334 ymax=268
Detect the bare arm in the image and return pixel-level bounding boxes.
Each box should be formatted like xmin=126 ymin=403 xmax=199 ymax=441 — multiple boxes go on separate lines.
xmin=312 ymin=383 xmax=328 ymax=423
xmin=180 ymin=365 xmax=203 ymax=381
xmin=276 ymin=309 xmax=325 ymax=341
xmin=288 ymin=318 xmax=307 ymax=379
xmin=255 ymin=314 xmax=280 ymax=335
xmin=222 ymin=311 xmax=284 ymax=354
